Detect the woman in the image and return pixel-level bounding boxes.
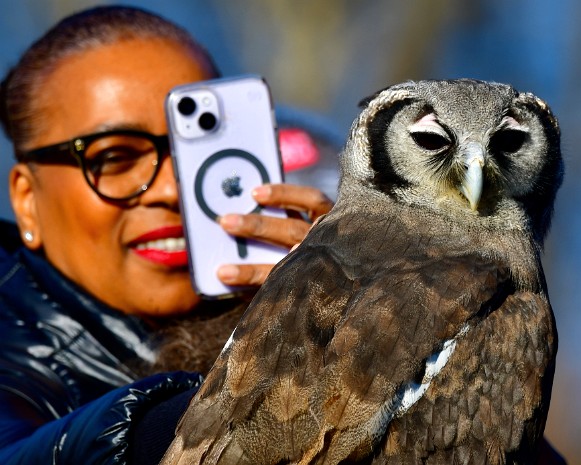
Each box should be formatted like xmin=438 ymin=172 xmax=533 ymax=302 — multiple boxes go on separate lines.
xmin=0 ymin=5 xmax=332 ymax=464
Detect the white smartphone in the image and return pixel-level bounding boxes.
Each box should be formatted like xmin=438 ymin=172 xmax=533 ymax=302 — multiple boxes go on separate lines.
xmin=165 ymin=75 xmax=288 ymax=299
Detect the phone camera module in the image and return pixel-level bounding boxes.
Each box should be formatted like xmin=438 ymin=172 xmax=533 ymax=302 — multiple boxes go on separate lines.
xmin=177 ymin=96 xmax=196 ymax=116
xmin=199 ymin=112 xmax=217 ymax=131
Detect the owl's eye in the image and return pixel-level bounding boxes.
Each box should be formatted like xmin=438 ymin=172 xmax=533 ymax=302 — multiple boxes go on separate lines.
xmin=490 ymin=129 xmax=527 ymax=153
xmin=411 ymin=132 xmax=451 ymax=152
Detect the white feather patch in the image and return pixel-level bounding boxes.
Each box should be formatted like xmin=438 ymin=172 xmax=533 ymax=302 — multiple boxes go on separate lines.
xmin=221 ymin=330 xmax=235 ymax=353
xmin=396 ymin=323 xmax=469 ymax=416
xmin=364 ymin=324 xmax=470 ymax=443
xmin=397 ymin=337 xmax=457 ymax=413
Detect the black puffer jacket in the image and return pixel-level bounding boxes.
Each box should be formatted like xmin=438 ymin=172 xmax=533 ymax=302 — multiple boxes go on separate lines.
xmin=0 ymin=220 xmax=203 ymax=464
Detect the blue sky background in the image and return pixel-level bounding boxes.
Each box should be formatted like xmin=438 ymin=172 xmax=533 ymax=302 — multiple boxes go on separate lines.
xmin=1 ymin=1 xmax=579 ymax=461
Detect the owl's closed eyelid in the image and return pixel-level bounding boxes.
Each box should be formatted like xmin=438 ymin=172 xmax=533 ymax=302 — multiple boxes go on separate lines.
xmin=408 ymin=116 xmax=453 ymax=153
xmin=410 ymin=131 xmax=451 ymax=152
xmin=498 ymin=114 xmax=529 ymax=132
xmin=489 ymin=128 xmax=528 ymax=154
xmin=408 ymin=118 xmax=447 ymax=134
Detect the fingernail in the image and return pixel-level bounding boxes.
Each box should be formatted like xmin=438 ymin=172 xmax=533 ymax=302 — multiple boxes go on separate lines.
xmin=217 ymin=265 xmax=239 ymax=283
xmin=252 ymin=185 xmax=271 ymax=202
xmin=219 ymin=214 xmax=243 ymax=232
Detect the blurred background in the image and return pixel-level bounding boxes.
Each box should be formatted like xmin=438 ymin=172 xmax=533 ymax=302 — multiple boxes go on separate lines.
xmin=0 ymin=0 xmax=579 ymax=462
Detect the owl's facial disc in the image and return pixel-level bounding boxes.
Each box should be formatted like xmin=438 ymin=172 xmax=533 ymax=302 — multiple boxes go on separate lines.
xmin=407 ymin=112 xmax=528 ymax=212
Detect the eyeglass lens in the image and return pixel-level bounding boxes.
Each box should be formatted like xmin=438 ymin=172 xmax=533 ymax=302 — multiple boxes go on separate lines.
xmin=83 ymin=134 xmax=160 ymax=199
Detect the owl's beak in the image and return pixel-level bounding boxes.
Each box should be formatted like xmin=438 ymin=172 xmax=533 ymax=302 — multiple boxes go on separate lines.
xmin=459 ymin=143 xmax=485 ymax=211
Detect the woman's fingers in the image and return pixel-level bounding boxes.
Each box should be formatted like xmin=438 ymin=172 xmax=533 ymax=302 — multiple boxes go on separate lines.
xmin=217 ymin=263 xmax=274 ymax=286
xmin=219 ymin=183 xmax=333 ymax=248
xmin=252 ymin=183 xmax=333 ymax=221
xmin=216 ymin=183 xmax=334 ymax=286
xmin=219 ymin=213 xmax=309 ymax=248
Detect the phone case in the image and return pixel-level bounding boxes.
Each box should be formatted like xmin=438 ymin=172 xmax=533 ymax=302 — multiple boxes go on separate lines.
xmin=166 ymin=75 xmax=288 ymax=299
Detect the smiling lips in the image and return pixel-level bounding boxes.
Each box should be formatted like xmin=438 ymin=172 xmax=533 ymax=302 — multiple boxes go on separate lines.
xmin=130 ymin=226 xmax=189 ymax=267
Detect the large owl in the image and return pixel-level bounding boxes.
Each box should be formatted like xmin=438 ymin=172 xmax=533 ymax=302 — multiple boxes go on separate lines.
xmin=161 ymin=79 xmax=563 ymax=464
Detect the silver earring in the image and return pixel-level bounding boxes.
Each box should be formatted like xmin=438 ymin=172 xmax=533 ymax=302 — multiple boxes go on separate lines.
xmin=24 ymin=231 xmax=34 ymax=243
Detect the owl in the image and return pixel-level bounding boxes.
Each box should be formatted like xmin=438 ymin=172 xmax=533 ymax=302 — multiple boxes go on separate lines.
xmin=161 ymin=79 xmax=562 ymax=464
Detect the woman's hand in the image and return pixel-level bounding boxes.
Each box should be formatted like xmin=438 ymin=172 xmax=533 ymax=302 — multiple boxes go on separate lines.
xmin=216 ymin=183 xmax=333 ymax=286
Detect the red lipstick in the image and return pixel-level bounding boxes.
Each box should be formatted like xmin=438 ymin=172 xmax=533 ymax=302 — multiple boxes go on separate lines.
xmin=130 ymin=226 xmax=189 ymax=267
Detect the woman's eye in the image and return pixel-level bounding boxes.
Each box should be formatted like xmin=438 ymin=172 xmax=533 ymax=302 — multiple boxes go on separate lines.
xmin=411 ymin=132 xmax=451 ymax=152
xmin=490 ymin=129 xmax=527 ymax=153
xmin=89 ymin=148 xmax=143 ymax=175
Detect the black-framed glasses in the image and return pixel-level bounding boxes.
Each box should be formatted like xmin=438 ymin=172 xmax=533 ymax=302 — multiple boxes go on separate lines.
xmin=17 ymin=129 xmax=170 ymax=201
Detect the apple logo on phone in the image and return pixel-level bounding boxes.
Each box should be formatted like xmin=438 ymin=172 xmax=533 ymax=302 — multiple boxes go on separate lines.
xmin=195 ymin=149 xmax=270 ymax=258
xmin=221 ymin=174 xmax=243 ymax=198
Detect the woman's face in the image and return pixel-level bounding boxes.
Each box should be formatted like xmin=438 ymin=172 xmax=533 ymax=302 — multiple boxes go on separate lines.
xmin=18 ymin=38 xmax=212 ymax=317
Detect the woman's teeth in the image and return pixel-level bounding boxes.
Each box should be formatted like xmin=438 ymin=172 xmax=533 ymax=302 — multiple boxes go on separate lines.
xmin=135 ymin=237 xmax=186 ymax=252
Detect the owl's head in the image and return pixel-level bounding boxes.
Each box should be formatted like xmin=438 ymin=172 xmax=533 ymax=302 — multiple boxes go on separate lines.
xmin=341 ymin=79 xmax=563 ymax=245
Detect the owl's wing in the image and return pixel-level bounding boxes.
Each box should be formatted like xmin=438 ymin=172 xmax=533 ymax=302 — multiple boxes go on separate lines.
xmin=161 ymin=210 xmax=528 ymax=465
xmin=373 ymin=288 xmax=556 ymax=464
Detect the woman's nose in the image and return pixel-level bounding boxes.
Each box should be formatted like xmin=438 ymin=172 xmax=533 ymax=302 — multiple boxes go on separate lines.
xmin=140 ymin=154 xmax=180 ymax=207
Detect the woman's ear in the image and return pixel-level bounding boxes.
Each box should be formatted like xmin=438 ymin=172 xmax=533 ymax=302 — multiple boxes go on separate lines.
xmin=9 ymin=164 xmax=43 ymax=250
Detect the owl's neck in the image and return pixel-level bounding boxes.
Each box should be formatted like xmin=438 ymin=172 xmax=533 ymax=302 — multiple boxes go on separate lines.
xmin=334 ymin=181 xmax=545 ymax=293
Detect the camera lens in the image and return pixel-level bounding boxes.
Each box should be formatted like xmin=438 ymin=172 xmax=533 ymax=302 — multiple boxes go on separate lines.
xmin=199 ymin=112 xmax=217 ymax=131
xmin=177 ymin=97 xmax=196 ymax=116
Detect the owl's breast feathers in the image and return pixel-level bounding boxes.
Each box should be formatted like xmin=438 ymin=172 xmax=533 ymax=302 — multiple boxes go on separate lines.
xmin=163 ymin=204 xmax=556 ymax=465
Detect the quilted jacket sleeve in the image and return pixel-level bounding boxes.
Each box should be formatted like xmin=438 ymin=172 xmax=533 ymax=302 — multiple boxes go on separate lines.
xmin=0 ymin=371 xmax=202 ymax=465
